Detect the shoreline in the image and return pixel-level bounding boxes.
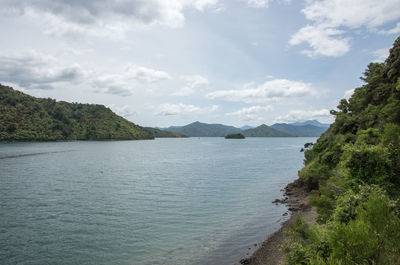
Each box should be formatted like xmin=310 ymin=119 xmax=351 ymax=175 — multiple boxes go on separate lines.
xmin=238 ymin=178 xmax=317 ymax=265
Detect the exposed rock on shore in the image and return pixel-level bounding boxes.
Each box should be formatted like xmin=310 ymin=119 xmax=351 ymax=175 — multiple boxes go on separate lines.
xmin=238 ymin=179 xmax=317 ymax=265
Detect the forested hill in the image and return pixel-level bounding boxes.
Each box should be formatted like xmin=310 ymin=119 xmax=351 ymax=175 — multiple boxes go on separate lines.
xmin=0 ymin=84 xmax=154 ymax=141
xmin=285 ymin=37 xmax=400 ymax=264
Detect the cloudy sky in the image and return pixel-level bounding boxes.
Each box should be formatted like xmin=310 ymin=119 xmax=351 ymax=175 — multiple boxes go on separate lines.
xmin=1 ymin=0 xmax=400 ymax=127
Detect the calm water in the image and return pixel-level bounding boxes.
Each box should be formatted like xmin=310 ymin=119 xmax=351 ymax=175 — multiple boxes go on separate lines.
xmin=0 ymin=138 xmax=315 ymax=265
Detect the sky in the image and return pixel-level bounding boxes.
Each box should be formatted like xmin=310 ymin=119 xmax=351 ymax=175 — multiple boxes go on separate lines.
xmin=1 ymin=0 xmax=400 ymax=127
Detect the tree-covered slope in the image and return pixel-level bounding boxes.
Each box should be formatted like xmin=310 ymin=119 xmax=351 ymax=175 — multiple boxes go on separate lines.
xmin=285 ymin=37 xmax=400 ymax=264
xmin=144 ymin=127 xmax=187 ymax=138
xmin=0 ymin=84 xmax=154 ymax=141
xmin=242 ymin=124 xmax=293 ymax=137
xmin=225 ymin=133 xmax=245 ymax=139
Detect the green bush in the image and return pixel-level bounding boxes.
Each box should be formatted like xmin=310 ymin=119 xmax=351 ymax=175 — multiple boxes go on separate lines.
xmin=289 ymin=36 xmax=400 ymax=264
xmin=342 ymin=144 xmax=392 ymax=187
xmin=287 ymin=190 xmax=400 ymax=265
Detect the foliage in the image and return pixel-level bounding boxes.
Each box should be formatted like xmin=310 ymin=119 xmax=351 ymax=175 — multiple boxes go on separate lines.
xmin=0 ymin=84 xmax=154 ymax=141
xmin=287 ymin=190 xmax=400 ymax=265
xmin=225 ymin=133 xmax=245 ymax=139
xmin=286 ymin=36 xmax=400 ymax=264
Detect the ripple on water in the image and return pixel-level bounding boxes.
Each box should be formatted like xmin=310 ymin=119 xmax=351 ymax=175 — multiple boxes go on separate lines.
xmin=0 ymin=138 xmax=314 ymax=265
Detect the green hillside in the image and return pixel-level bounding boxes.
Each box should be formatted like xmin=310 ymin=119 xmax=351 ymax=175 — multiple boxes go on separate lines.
xmin=285 ymin=37 xmax=400 ymax=264
xmin=0 ymin=84 xmax=154 ymax=141
xmin=144 ymin=127 xmax=187 ymax=138
xmin=242 ymin=124 xmax=293 ymax=137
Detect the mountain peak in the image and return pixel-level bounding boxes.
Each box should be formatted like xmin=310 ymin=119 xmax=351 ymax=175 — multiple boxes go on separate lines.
xmin=242 ymin=124 xmax=292 ymax=137
xmin=289 ymin=120 xmax=330 ymax=128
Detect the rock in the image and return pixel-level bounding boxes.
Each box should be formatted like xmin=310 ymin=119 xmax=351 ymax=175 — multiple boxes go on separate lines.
xmin=240 ymin=257 xmax=254 ymax=265
xmin=273 ymin=197 xmax=288 ymax=203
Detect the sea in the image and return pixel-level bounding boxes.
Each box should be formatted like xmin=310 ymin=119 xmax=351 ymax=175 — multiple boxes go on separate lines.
xmin=0 ymin=137 xmax=316 ymax=265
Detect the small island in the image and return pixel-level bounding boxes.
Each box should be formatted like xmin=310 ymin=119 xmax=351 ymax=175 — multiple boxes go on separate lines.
xmin=224 ymin=133 xmax=245 ymax=139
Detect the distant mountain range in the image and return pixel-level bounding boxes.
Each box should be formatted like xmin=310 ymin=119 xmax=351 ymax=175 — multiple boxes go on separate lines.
xmin=271 ymin=124 xmax=328 ymax=137
xmin=144 ymin=127 xmax=187 ymax=138
xmin=240 ymin=125 xmax=254 ymax=130
xmin=160 ymin=121 xmax=330 ymax=137
xmin=288 ymin=120 xmax=330 ymax=128
xmin=164 ymin=121 xmax=242 ymax=137
xmin=242 ymin=124 xmax=292 ymax=137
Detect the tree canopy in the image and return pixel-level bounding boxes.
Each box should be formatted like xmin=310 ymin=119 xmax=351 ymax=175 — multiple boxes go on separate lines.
xmin=0 ymin=84 xmax=154 ymax=141
xmin=286 ymin=36 xmax=400 ymax=265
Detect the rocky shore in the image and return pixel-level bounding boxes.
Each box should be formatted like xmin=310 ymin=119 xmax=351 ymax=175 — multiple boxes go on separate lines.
xmin=238 ymin=179 xmax=317 ymax=265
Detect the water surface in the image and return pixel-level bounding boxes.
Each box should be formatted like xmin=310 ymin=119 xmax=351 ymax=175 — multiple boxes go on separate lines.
xmin=0 ymin=138 xmax=315 ymax=265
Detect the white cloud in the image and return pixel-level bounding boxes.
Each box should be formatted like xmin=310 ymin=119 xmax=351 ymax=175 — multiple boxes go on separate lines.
xmin=372 ymin=47 xmax=390 ymax=62
xmin=92 ymin=74 xmax=133 ymax=96
xmin=126 ymin=65 xmax=172 ymax=84
xmin=289 ymin=25 xmax=350 ymax=57
xmin=0 ymin=50 xmax=172 ymax=95
xmin=92 ymin=64 xmax=171 ymax=96
xmin=274 ymin=109 xmax=333 ymax=123
xmin=302 ymin=0 xmax=400 ymax=29
xmin=174 ymin=75 xmax=209 ymax=96
xmin=248 ymin=0 xmax=270 ymax=8
xmin=227 ymin=105 xmax=273 ymax=116
xmin=247 ymin=0 xmax=291 ymax=8
xmin=0 ymin=0 xmax=220 ymax=38
xmin=154 ymin=103 xmax=218 ymax=116
xmin=226 ymin=105 xmax=273 ymax=121
xmin=291 ymin=0 xmax=400 ymax=57
xmin=206 ymin=79 xmax=316 ymax=103
xmin=0 ymin=50 xmax=85 ymax=90
xmin=154 ymin=103 xmax=201 ymax=116
xmin=210 ymin=105 xmax=220 ymax=112
xmin=107 ymin=104 xmax=137 ymax=117
xmin=191 ymin=0 xmax=219 ymax=11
